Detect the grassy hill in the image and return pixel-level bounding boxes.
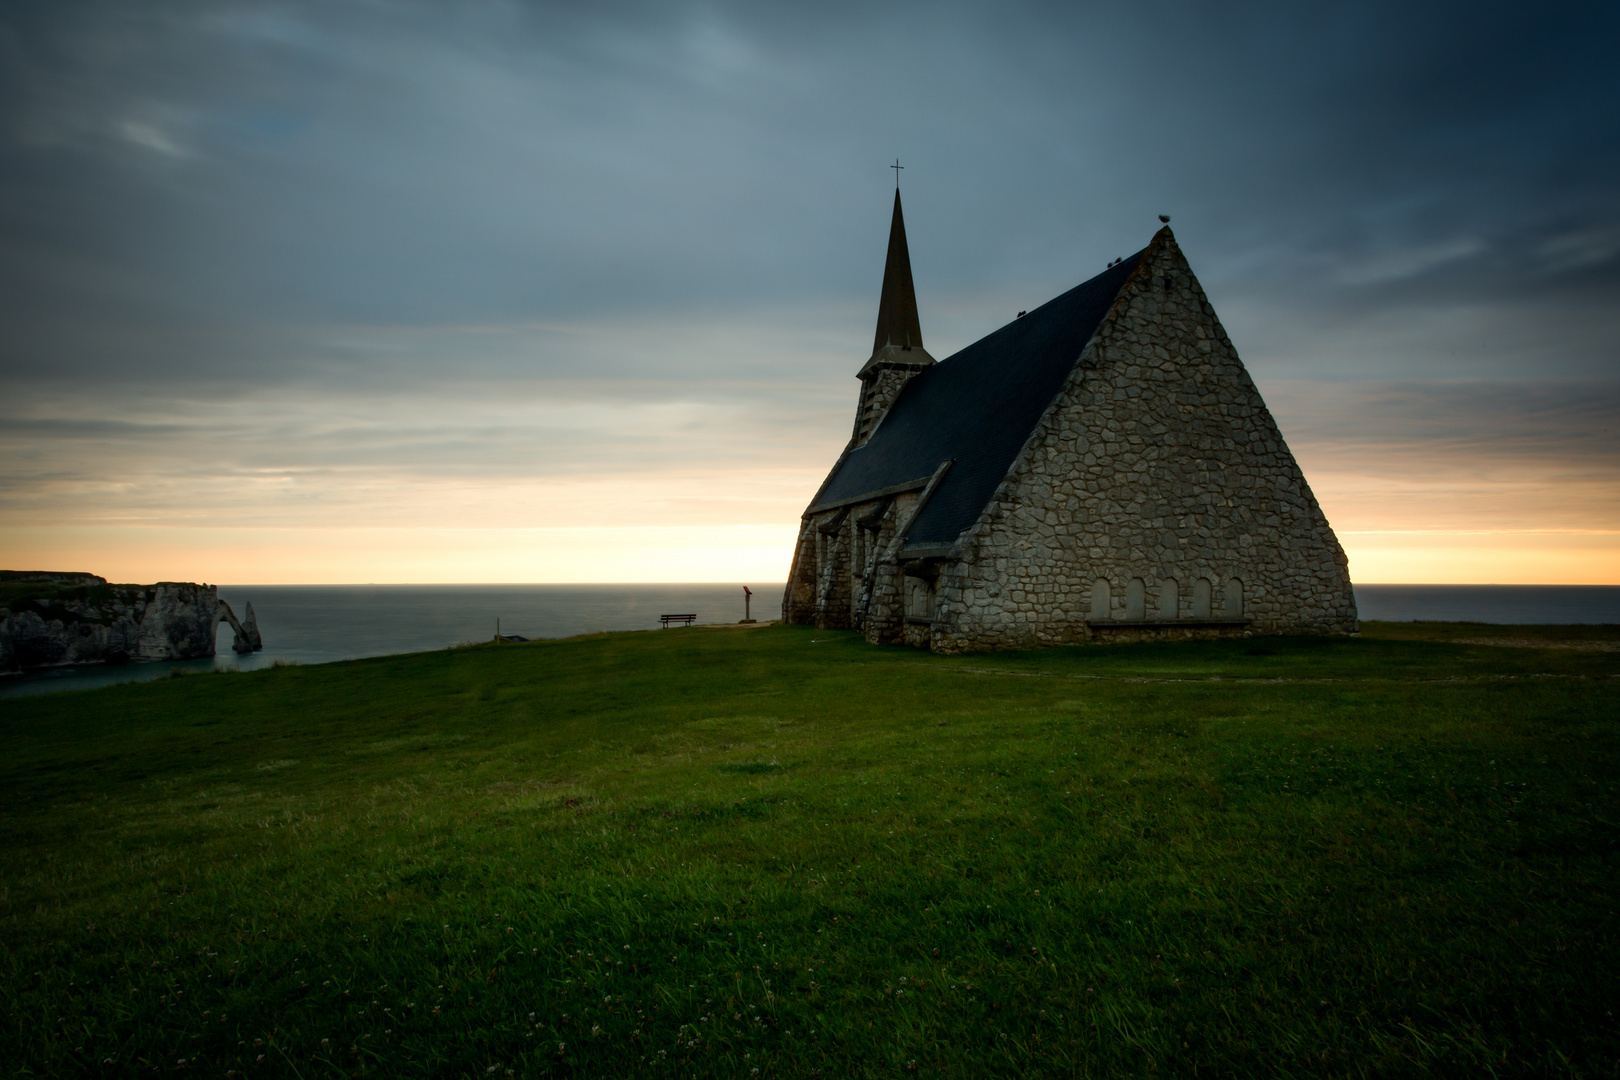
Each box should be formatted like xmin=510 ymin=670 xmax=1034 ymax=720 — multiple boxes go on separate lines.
xmin=1 ymin=623 xmax=1616 ymax=1078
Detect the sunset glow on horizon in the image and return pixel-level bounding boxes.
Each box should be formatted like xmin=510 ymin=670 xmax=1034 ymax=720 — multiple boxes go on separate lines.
xmin=1 ymin=4 xmax=1615 ymax=588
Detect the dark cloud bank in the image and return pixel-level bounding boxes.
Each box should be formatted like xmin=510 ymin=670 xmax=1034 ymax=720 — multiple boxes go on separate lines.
xmin=1 ymin=0 xmax=1616 ymax=537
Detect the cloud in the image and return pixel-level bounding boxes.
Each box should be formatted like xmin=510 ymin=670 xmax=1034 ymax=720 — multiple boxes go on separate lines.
xmin=0 ymin=0 xmax=1617 ymax=581
xmin=1333 ymin=237 xmax=1488 ymax=286
xmin=117 ymin=118 xmax=189 ymax=157
xmin=1265 ymin=377 xmax=1620 ymax=534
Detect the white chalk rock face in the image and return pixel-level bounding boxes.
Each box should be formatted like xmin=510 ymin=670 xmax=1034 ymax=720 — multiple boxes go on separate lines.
xmin=0 ymin=578 xmax=262 ymax=673
xmin=131 ymin=583 xmax=219 ymax=660
xmin=239 ymin=601 xmax=263 ymax=653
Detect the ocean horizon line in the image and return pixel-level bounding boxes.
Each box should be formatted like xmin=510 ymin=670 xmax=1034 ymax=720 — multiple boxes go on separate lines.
xmin=196 ymin=580 xmax=1619 ymax=588
xmin=5 ymin=583 xmax=1617 ymax=700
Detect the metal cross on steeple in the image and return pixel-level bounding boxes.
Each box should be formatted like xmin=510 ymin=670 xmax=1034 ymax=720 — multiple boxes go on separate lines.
xmin=891 ymin=158 xmax=904 ymax=189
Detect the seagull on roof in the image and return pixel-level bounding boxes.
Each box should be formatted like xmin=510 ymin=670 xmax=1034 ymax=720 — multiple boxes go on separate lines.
xmin=1159 ymin=214 xmax=1171 ymax=223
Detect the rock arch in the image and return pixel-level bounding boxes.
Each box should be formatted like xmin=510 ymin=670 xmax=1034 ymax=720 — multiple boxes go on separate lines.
xmin=215 ymin=600 xmax=262 ymax=655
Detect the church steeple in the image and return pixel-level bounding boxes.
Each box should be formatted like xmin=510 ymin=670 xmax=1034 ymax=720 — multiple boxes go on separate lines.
xmin=872 ymin=189 xmax=924 ymax=355
xmin=852 ymin=187 xmax=935 ymax=447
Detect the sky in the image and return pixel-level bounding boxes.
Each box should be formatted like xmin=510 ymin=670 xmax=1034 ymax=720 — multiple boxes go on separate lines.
xmin=1 ymin=0 xmax=1617 ymax=585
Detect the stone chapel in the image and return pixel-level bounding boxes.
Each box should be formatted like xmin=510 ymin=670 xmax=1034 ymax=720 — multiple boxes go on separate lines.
xmin=781 ymin=191 xmax=1358 ymax=652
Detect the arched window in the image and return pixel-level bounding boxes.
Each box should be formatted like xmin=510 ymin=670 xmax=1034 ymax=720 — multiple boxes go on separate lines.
xmin=905 ymin=576 xmax=935 ymax=622
xmin=1193 ymin=578 xmax=1212 ymax=619
xmin=1091 ymin=579 xmax=1111 ymax=620
xmin=1160 ymin=578 xmax=1179 ymax=620
xmin=1224 ymin=578 xmax=1244 ymax=618
xmin=1126 ymin=578 xmax=1146 ymax=621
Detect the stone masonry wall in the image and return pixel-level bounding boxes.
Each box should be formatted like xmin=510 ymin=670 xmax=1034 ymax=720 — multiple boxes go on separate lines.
xmin=784 ymin=509 xmax=859 ymax=630
xmin=859 ymin=493 xmax=913 ymax=645
xmin=929 ymin=228 xmax=1357 ymax=653
xmin=785 ymin=350 xmax=932 ymax=625
xmin=783 ymin=491 xmax=915 ymax=639
xmin=781 ymin=522 xmax=820 ymax=625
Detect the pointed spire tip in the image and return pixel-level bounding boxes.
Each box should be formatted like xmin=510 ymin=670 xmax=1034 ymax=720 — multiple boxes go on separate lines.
xmin=871 ymin=188 xmax=924 ymax=356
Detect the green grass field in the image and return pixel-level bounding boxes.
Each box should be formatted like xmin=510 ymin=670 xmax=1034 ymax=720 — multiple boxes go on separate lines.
xmin=2 ymin=623 xmax=1617 ymax=1078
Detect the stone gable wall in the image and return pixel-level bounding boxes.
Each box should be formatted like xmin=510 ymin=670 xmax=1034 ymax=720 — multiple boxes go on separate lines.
xmin=929 ymin=230 xmax=1356 ymax=652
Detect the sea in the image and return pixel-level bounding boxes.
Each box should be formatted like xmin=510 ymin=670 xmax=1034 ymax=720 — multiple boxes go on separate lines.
xmin=3 ymin=583 xmax=1618 ymax=700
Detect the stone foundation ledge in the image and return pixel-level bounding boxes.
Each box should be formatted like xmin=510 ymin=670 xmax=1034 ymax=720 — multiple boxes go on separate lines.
xmin=1078 ymin=622 xmax=1255 ymax=646
xmin=1084 ymin=617 xmax=1252 ymax=630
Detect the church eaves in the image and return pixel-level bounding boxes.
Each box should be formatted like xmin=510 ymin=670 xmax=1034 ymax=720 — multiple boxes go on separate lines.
xmin=810 ymin=246 xmax=1150 ymax=546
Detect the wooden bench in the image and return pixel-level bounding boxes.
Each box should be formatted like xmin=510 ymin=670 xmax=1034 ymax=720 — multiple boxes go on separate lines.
xmin=659 ymin=613 xmax=699 ymax=628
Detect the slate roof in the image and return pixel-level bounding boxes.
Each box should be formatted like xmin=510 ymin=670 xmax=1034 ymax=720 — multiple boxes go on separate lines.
xmin=810 ymin=247 xmax=1148 ymax=548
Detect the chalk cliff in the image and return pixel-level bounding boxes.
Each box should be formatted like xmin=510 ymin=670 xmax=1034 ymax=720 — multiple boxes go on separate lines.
xmin=0 ymin=573 xmax=263 ymax=674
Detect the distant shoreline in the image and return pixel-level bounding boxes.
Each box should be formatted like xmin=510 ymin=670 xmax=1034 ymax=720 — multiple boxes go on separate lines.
xmin=5 ymin=584 xmax=1617 ymax=700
